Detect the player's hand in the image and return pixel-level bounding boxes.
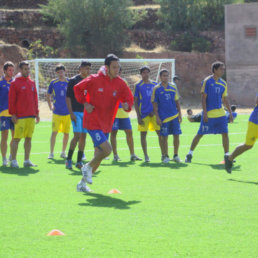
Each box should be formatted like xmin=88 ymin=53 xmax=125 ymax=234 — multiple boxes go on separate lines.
xmin=84 ymin=103 xmax=94 ymax=113
xmin=156 ymin=117 xmax=162 ymax=126
xmin=229 ymin=114 xmax=234 ymax=123
xmin=138 ymin=117 xmax=144 ymax=126
xmin=203 ymin=112 xmax=208 ymax=123
xmin=36 ymin=115 xmax=40 ymax=124
xmin=70 ymin=113 xmax=77 ymax=124
xmin=149 ymin=112 xmax=154 ymax=117
xmin=122 ymin=102 xmax=129 ymax=111
xmin=178 ymin=115 xmax=182 ymax=123
xmin=11 ymin=115 xmax=17 ymax=124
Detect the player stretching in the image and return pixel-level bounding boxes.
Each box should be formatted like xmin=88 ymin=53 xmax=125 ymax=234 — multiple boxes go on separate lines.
xmin=225 ymin=93 xmax=258 ymax=173
xmin=152 ymin=69 xmax=182 ymax=163
xmin=66 ymin=61 xmax=91 ymax=169
xmin=111 ymin=67 xmax=141 ymax=162
xmin=134 ymin=66 xmax=161 ymax=162
xmin=0 ymin=62 xmax=15 ymax=166
xmin=9 ymin=61 xmax=39 ymax=168
xmin=47 ymin=64 xmax=70 ymax=159
xmin=74 ymin=54 xmax=134 ymax=192
xmin=185 ymin=61 xmax=233 ymax=163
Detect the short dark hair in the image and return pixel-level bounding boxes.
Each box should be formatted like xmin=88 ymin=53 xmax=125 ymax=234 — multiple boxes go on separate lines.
xmin=212 ymin=61 xmax=224 ymax=73
xmin=104 ymin=54 xmax=119 ymax=66
xmin=231 ymin=105 xmax=237 ymax=112
xmin=159 ymin=69 xmax=169 ymax=77
xmin=3 ymin=61 xmax=14 ymax=71
xmin=79 ymin=60 xmax=91 ymax=68
xmin=187 ymin=109 xmax=192 ymax=115
xmin=19 ymin=61 xmax=29 ymax=69
xmin=55 ymin=64 xmax=65 ymax=72
xmin=173 ymin=75 xmax=180 ymax=81
xmin=140 ymin=66 xmax=150 ymax=74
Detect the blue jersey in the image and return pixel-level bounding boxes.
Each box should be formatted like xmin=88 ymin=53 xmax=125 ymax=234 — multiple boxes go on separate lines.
xmin=152 ymin=83 xmax=179 ymax=123
xmin=249 ymin=93 xmax=258 ymax=125
xmin=226 ymin=111 xmax=237 ymax=122
xmin=134 ymin=80 xmax=157 ymax=119
xmin=48 ymin=78 xmax=69 ymax=115
xmin=0 ymin=77 xmax=13 ymax=116
xmin=201 ymin=76 xmax=227 ymax=118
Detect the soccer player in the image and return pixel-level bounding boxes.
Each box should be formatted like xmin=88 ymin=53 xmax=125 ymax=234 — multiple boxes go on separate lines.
xmin=185 ymin=61 xmax=233 ymax=163
xmin=152 ymin=69 xmax=182 ymax=163
xmin=187 ymin=109 xmax=202 ymax=123
xmin=225 ymin=93 xmax=258 ymax=173
xmin=111 ymin=68 xmax=141 ymax=162
xmin=66 ymin=61 xmax=91 ymax=169
xmin=134 ymin=66 xmax=161 ymax=162
xmin=226 ymin=105 xmax=237 ymax=123
xmin=74 ymin=54 xmax=134 ymax=192
xmin=0 ymin=61 xmax=15 ymax=166
xmin=8 ymin=61 xmax=39 ymax=168
xmin=47 ymin=64 xmax=70 ymax=159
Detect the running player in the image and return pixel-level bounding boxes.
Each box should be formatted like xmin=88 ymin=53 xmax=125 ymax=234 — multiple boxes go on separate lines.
xmin=111 ymin=67 xmax=141 ymax=162
xmin=225 ymin=93 xmax=258 ymax=173
xmin=185 ymin=61 xmax=233 ymax=163
xmin=8 ymin=61 xmax=39 ymax=168
xmin=152 ymin=69 xmax=182 ymax=163
xmin=134 ymin=66 xmax=161 ymax=162
xmin=66 ymin=61 xmax=91 ymax=169
xmin=47 ymin=64 xmax=70 ymax=159
xmin=74 ymin=54 xmax=134 ymax=192
xmin=0 ymin=61 xmax=15 ymax=166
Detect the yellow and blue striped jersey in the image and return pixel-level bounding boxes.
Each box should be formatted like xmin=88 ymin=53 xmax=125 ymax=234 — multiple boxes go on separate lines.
xmin=0 ymin=76 xmax=13 ymax=117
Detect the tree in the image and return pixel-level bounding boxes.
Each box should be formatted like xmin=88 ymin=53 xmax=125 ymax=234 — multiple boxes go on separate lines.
xmin=41 ymin=0 xmax=133 ymax=56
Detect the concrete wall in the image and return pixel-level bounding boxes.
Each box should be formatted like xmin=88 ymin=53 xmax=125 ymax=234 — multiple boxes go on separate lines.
xmin=225 ymin=3 xmax=258 ymax=106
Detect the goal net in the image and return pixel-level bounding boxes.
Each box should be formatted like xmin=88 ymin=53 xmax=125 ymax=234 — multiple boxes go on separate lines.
xmin=27 ymin=58 xmax=176 ymax=100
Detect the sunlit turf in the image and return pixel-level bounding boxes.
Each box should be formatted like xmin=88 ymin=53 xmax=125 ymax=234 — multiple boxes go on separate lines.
xmin=0 ymin=115 xmax=257 ymax=257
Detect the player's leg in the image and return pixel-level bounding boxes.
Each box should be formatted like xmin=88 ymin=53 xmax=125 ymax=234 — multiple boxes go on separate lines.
xmin=49 ymin=132 xmax=58 ymax=158
xmin=59 ymin=115 xmax=71 ymax=158
xmin=138 ymin=116 xmax=150 ymax=161
xmin=1 ymin=130 xmax=9 ymax=165
xmin=173 ymin=135 xmax=180 ymax=161
xmin=170 ymin=118 xmax=182 ymax=162
xmin=160 ymin=121 xmax=170 ymax=163
xmin=111 ymin=129 xmax=118 ymax=159
xmin=222 ymin=133 xmax=229 ymax=154
xmin=62 ymin=133 xmax=69 ymax=155
xmin=140 ymin=131 xmax=148 ymax=158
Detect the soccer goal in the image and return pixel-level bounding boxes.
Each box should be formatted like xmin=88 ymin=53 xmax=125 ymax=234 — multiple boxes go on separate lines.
xmin=27 ymin=58 xmax=176 ymax=100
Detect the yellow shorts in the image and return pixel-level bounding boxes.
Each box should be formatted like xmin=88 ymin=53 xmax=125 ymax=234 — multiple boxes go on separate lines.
xmin=138 ymin=115 xmax=160 ymax=132
xmin=14 ymin=118 xmax=35 ymax=139
xmin=245 ymin=121 xmax=258 ymax=146
xmin=52 ymin=114 xmax=71 ymax=134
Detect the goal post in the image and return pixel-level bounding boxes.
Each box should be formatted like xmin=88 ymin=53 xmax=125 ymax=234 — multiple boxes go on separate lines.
xmin=27 ymin=58 xmax=176 ymax=100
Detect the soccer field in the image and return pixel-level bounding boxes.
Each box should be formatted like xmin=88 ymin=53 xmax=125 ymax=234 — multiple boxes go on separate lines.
xmin=0 ymin=114 xmax=257 ymax=257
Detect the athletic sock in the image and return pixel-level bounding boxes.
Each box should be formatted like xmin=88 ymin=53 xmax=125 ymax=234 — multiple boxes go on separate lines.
xmin=67 ymin=149 xmax=74 ymax=160
xmin=225 ymin=152 xmax=229 ymax=156
xmin=77 ymin=150 xmax=83 ymax=163
xmin=188 ymin=150 xmax=193 ymax=155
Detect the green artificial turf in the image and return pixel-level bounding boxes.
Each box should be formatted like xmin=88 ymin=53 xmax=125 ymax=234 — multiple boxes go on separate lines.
xmin=0 ymin=115 xmax=257 ymax=257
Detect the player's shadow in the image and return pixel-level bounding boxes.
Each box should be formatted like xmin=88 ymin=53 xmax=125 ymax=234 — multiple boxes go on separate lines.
xmin=0 ymin=166 xmax=39 ymax=176
xmin=69 ymin=169 xmax=102 ymax=177
xmin=101 ymin=161 xmax=133 ymax=168
xmin=47 ymin=159 xmax=65 ymax=165
xmin=228 ymin=179 xmax=258 ymax=186
xmin=139 ymin=162 xmax=188 ymax=169
xmin=192 ymin=162 xmax=241 ymax=171
xmin=78 ymin=193 xmax=141 ymax=210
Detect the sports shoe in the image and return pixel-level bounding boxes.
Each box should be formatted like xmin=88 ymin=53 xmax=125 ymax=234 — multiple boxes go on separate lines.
xmin=60 ymin=152 xmax=67 ymax=159
xmin=82 ymin=153 xmax=87 ymax=161
xmin=145 ymin=155 xmax=150 ymax=163
xmin=77 ymin=180 xmax=91 ymax=192
xmin=173 ymin=155 xmax=181 ymax=163
xmin=66 ymin=159 xmax=72 ymax=169
xmin=75 ymin=161 xmax=83 ymax=169
xmin=2 ymin=158 xmax=8 ymax=167
xmin=48 ymin=153 xmax=54 ymax=159
xmin=162 ymin=156 xmax=170 ymax=164
xmin=81 ymin=163 xmax=93 ymax=184
xmin=10 ymin=160 xmax=19 ymax=168
xmin=104 ymin=156 xmax=110 ymax=160
xmin=185 ymin=154 xmax=192 ymax=163
xmin=224 ymin=154 xmax=232 ymax=174
xmin=24 ymin=160 xmax=37 ymax=167
xmin=113 ymin=155 xmax=121 ymax=162
xmin=130 ymin=154 xmax=142 ymax=161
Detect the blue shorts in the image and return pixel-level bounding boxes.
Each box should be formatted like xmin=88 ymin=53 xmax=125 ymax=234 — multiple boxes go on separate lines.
xmin=0 ymin=117 xmax=14 ymax=131
xmin=160 ymin=118 xmax=182 ymax=136
xmin=197 ymin=115 xmax=228 ymax=135
xmin=112 ymin=118 xmax=132 ymax=131
xmin=88 ymin=130 xmax=109 ymax=147
xmin=72 ymin=112 xmax=87 ymax=133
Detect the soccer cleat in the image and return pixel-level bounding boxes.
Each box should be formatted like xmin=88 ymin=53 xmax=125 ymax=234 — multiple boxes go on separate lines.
xmin=10 ymin=160 xmax=19 ymax=168
xmin=81 ymin=163 xmax=93 ymax=184
xmin=77 ymin=180 xmax=91 ymax=192
xmin=130 ymin=154 xmax=142 ymax=161
xmin=24 ymin=160 xmax=37 ymax=167
xmin=173 ymin=155 xmax=181 ymax=163
xmin=48 ymin=153 xmax=54 ymax=159
xmin=82 ymin=153 xmax=87 ymax=161
xmin=60 ymin=152 xmax=67 ymax=159
xmin=224 ymin=155 xmax=232 ymax=174
xmin=104 ymin=156 xmax=110 ymax=160
xmin=75 ymin=161 xmax=83 ymax=169
xmin=145 ymin=155 xmax=150 ymax=163
xmin=162 ymin=156 xmax=170 ymax=164
xmin=66 ymin=159 xmax=72 ymax=169
xmin=2 ymin=158 xmax=8 ymax=167
xmin=185 ymin=154 xmax=192 ymax=163
xmin=113 ymin=155 xmax=121 ymax=162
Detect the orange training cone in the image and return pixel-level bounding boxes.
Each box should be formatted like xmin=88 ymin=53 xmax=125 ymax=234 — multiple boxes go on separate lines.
xmin=47 ymin=229 xmax=65 ymax=236
xmin=219 ymin=160 xmax=225 ymax=164
xmin=108 ymin=189 xmax=121 ymax=194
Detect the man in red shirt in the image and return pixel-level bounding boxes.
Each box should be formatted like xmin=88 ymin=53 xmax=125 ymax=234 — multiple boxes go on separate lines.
xmin=9 ymin=61 xmax=40 ymax=168
xmin=74 ymin=54 xmax=134 ymax=192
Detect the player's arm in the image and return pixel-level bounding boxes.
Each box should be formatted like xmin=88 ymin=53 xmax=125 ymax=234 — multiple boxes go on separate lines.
xmin=133 ymin=84 xmax=143 ymax=125
xmin=175 ymin=100 xmax=182 ymax=123
xmin=66 ymin=80 xmax=77 ymax=122
xmin=151 ymin=88 xmax=162 ymax=126
xmin=120 ymin=81 xmax=134 ymax=112
xmin=201 ymin=93 xmax=208 ymax=123
xmin=256 ymin=94 xmax=258 ymax=105
xmin=8 ymin=82 xmax=17 ymax=124
xmin=222 ymin=86 xmax=233 ymax=123
xmin=47 ymin=82 xmax=53 ymax=111
xmin=34 ymin=82 xmax=40 ymax=123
